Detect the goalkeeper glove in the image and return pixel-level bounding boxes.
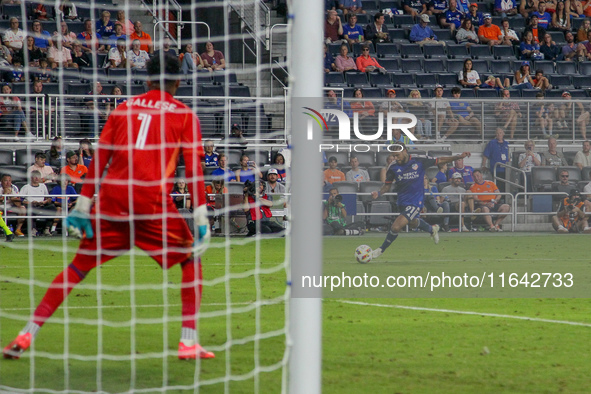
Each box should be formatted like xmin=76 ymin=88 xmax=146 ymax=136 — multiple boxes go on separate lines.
xmin=64 ymin=195 xmax=94 ymax=239
xmin=193 ymin=204 xmax=210 ymax=256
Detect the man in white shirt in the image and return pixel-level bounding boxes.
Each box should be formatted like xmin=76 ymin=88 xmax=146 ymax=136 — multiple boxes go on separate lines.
xmin=3 ymin=17 xmax=25 ymax=53
xmin=346 ymin=156 xmax=370 ymax=182
xmin=127 ymin=39 xmax=150 ymax=69
xmin=574 ymin=140 xmax=591 ymax=170
xmin=16 ymin=170 xmax=53 ymax=236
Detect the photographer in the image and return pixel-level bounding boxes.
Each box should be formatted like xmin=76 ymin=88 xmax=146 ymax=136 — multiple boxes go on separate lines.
xmin=552 ymin=190 xmax=591 ymax=234
xmin=323 ymin=188 xmax=363 ymax=236
xmin=517 ymin=140 xmax=541 ymax=192
xmin=243 ymin=180 xmax=283 ymax=236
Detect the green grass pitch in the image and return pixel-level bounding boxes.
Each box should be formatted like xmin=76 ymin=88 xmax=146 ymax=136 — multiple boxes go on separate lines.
xmin=1 ymin=233 xmax=590 ymax=393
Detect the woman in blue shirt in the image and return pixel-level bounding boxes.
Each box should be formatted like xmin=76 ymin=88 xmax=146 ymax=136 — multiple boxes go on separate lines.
xmin=235 ymin=154 xmax=263 ymax=182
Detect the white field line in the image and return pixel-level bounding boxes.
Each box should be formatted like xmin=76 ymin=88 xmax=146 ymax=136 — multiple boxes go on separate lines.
xmin=337 ymin=300 xmax=591 ymax=327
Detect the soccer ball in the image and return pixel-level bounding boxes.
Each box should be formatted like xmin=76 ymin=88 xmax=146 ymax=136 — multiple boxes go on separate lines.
xmin=355 ymin=245 xmax=372 ymax=264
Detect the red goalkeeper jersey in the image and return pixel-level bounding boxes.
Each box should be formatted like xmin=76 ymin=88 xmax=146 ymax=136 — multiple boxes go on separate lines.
xmin=80 ymin=89 xmax=205 ymax=217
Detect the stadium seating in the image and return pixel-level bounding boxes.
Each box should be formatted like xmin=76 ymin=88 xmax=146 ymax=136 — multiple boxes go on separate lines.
xmin=332 ymin=181 xmax=359 ymax=193
xmin=531 ymin=167 xmax=557 ymax=192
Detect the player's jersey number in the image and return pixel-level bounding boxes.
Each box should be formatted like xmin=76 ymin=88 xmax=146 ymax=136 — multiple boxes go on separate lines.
xmin=135 ymin=113 xmax=153 ymax=149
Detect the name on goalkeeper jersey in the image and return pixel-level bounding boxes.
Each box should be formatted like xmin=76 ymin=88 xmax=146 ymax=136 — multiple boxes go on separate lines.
xmin=128 ymin=98 xmax=178 ymax=112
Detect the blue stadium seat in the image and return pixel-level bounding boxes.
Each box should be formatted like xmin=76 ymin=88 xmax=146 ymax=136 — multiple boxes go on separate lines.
xmin=415 ymin=73 xmax=437 ymax=88
xmin=521 ymin=89 xmax=540 ymax=98
xmin=556 ymin=61 xmax=576 ymax=75
xmin=437 ymin=73 xmax=458 ymax=87
xmin=573 ymin=75 xmax=591 ymax=89
xmin=363 ymin=0 xmax=379 ymax=12
xmin=0 ymin=149 xmax=14 ymax=166
xmin=432 ymin=29 xmax=453 ymax=42
xmin=490 ymin=59 xmax=512 ymax=75
xmin=446 ymin=59 xmax=465 ymax=73
xmin=369 ymin=72 xmax=393 ymax=87
xmin=471 ymin=59 xmax=489 ymax=74
xmin=376 ymin=43 xmax=399 ymax=58
xmin=328 ymin=42 xmax=345 ymax=56
xmin=346 ymin=72 xmax=370 ymax=87
xmin=459 ymin=88 xmax=476 ymax=98
xmin=400 ymin=44 xmax=424 ymax=58
xmin=423 ymin=58 xmax=446 ymax=73
xmin=401 ymin=58 xmax=423 ymax=72
xmin=325 ymin=72 xmax=346 ymax=87
xmin=200 ymin=84 xmax=224 ymax=96
xmin=355 ymin=14 xmax=370 ymax=25
xmin=391 ymin=72 xmax=415 ymax=87
xmin=67 ymin=83 xmax=90 ymax=95
xmin=477 ymin=89 xmax=499 ymax=98
xmin=492 ymin=45 xmax=515 ymax=59
xmin=572 ymin=17 xmax=586 ymax=31
xmin=469 ymin=45 xmax=493 ymax=60
xmin=387 ymin=28 xmax=407 ymax=42
xmin=392 ymin=14 xmax=415 ymax=28
xmin=549 ymin=75 xmax=572 ymax=89
xmin=380 ymin=59 xmax=400 ymax=72
xmin=361 ymin=87 xmax=383 ymax=98
xmin=532 ymin=60 xmax=555 ymax=75
xmin=229 ymin=85 xmax=251 ymax=97
xmin=353 ymin=151 xmax=377 ymax=167
xmin=176 ymin=85 xmax=199 ymax=96
xmin=569 ymin=89 xmax=587 ymax=98
xmin=509 ymin=17 xmax=525 ymax=29
xmin=447 ymin=44 xmax=470 ymax=59
xmin=423 ymin=45 xmax=447 ymax=58
xmin=549 ymin=31 xmax=566 ymax=44
xmin=578 ymin=62 xmax=591 ymax=75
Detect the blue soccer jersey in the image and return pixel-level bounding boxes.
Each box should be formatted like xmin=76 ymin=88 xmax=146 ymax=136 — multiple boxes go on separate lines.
xmin=385 ymin=155 xmax=437 ymax=208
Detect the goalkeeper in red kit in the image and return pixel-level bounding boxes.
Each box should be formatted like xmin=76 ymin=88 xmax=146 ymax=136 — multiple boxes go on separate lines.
xmin=3 ymin=56 xmax=214 ymax=360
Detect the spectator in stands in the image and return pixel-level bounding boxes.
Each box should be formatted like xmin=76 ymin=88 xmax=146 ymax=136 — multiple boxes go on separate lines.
xmin=495 ymin=89 xmax=522 ymax=139
xmin=520 ymin=31 xmax=543 ymax=60
xmin=562 ymin=31 xmax=588 ymax=61
xmin=326 ymin=89 xmax=353 ymax=118
xmin=25 ymin=36 xmax=44 ymax=67
xmin=355 ymin=44 xmax=386 ymax=72
xmin=494 ymin=0 xmax=519 ymax=17
xmin=129 ymin=21 xmax=153 ymax=55
xmin=351 ymin=88 xmax=375 ymax=119
xmin=518 ymin=139 xmax=542 ymax=191
xmin=48 ymin=174 xmax=77 ymax=235
xmin=244 ymin=180 xmax=284 ymax=236
xmin=201 ymin=41 xmax=226 ymax=71
xmin=60 ymin=150 xmax=88 ymax=185
xmin=32 ymin=0 xmax=50 ymax=21
xmin=325 ymin=10 xmax=344 ymax=44
xmin=407 ymin=90 xmax=432 ymax=139
xmin=423 ymin=175 xmax=451 ymax=231
xmin=379 ymin=89 xmax=404 ymax=115
xmin=77 ymin=138 xmax=94 ymax=168
xmin=201 ymin=140 xmax=219 ymax=171
xmin=346 ymin=155 xmax=370 ymax=182
xmin=116 ymin=10 xmax=134 ymax=35
xmin=235 ymin=154 xmax=263 ymax=182
xmin=410 ymin=14 xmax=446 ymax=46
xmin=380 ymin=153 xmax=395 ymax=182
xmin=449 ymin=87 xmax=482 ymax=135
xmin=431 ymin=84 xmax=458 ymax=141
xmin=153 ymin=36 xmax=178 ymax=59
xmin=30 ymin=20 xmax=52 ymax=52
xmin=558 ymin=91 xmax=589 ymax=139
xmin=532 ymin=69 xmax=551 ymax=91
xmin=343 ymin=13 xmax=365 ymax=45
xmin=429 ymin=0 xmax=449 ymax=17
xmin=9 ymin=57 xmax=25 ymax=82
xmin=576 ymin=18 xmax=591 ymax=42
xmin=540 ymin=32 xmax=564 ymax=60
xmin=0 ymin=36 xmax=12 ymax=67
xmin=1 ymin=84 xmax=30 ymax=141
xmin=441 ymin=172 xmax=473 ymax=232
xmin=574 ymin=140 xmax=591 ymax=169
xmin=339 ymin=0 xmax=365 ymax=15
xmin=433 ymin=161 xmax=448 ymax=183
xmin=273 ymin=153 xmax=287 ymax=182
xmin=180 ymin=43 xmax=204 ymax=74
xmin=456 ymin=18 xmax=480 ymax=46
xmin=534 ymin=91 xmax=555 ymax=137
xmin=96 ymin=10 xmax=115 ymax=38
xmin=108 ymin=22 xmax=126 ymax=50
xmin=481 ymin=128 xmax=510 ymax=192
xmin=77 ymin=19 xmax=105 ymax=53
xmin=403 ymin=0 xmax=428 ymax=16
xmin=323 ymin=187 xmax=363 ymax=236
xmin=106 ymin=85 xmax=124 ymax=113
xmin=335 ymin=44 xmax=357 ymax=71
xmin=582 ymin=30 xmax=591 ymax=56
xmin=512 ymin=61 xmax=534 ymax=89
xmin=28 ymin=152 xmax=56 ymax=183
xmin=70 ymin=40 xmax=92 ymax=68
xmin=441 ymin=0 xmax=464 ymax=32
xmin=519 ymin=0 xmax=538 ymax=18
xmin=48 ymin=35 xmax=75 ymax=69
xmin=222 ymin=123 xmax=248 ymax=147
xmin=3 ymin=17 xmax=25 ymax=54
xmin=1 ymin=173 xmax=24 ymax=236
xmin=552 ymin=1 xmax=571 ymax=32
xmin=171 ymin=179 xmax=192 ymax=210
xmin=324 ymin=156 xmax=346 ymax=184
xmin=107 ymin=38 xmax=127 ymax=68
xmin=458 ymin=58 xmax=485 ymax=89
xmin=323 ymin=43 xmax=336 ymax=72
xmin=205 ymin=177 xmax=227 ymax=196
xmin=391 ymin=127 xmax=415 ymax=144
xmin=552 ymin=189 xmax=591 ymax=233
xmin=542 ymin=136 xmax=568 ymax=166
xmin=54 ymin=22 xmax=77 ymax=51
xmin=569 ymin=0 xmax=585 ymax=18
xmin=211 ymin=153 xmax=237 ymax=182
xmin=365 ymin=12 xmax=391 ymax=44
xmin=16 ymin=170 xmax=53 ymax=236
xmin=447 ymin=157 xmax=474 ymax=183
xmin=532 ymin=1 xmax=552 ymax=29
xmin=552 ymin=169 xmax=577 ymax=204
xmin=128 ymin=39 xmax=150 ymax=69
xmin=500 ymin=18 xmax=520 ymax=46
xmin=56 ymin=0 xmax=78 ymax=21
xmin=47 ymin=136 xmax=65 ymax=169
xmin=470 ymin=169 xmax=510 ymax=231
xmin=466 ymin=2 xmax=485 ymax=27
xmin=478 ymin=14 xmax=503 ymax=47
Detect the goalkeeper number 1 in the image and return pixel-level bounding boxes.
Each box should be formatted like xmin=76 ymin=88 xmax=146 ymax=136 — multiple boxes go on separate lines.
xmin=3 ymin=55 xmax=214 ymax=360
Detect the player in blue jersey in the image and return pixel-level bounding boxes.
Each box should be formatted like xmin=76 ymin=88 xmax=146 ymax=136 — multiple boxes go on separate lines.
xmin=370 ymin=144 xmax=470 ymax=259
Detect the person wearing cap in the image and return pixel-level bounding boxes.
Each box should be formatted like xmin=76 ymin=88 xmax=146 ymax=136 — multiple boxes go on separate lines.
xmin=265 ymin=168 xmax=286 ymax=195
xmin=441 ymin=171 xmax=474 ymax=232
xmin=562 ymin=31 xmax=588 ymax=61
xmin=500 ymin=18 xmax=520 ymax=46
xmin=519 ymin=0 xmax=538 ymax=18
xmin=469 ymin=169 xmax=510 ymax=232
xmin=466 ymin=2 xmax=484 ymax=27
xmin=524 ymin=14 xmax=547 ymax=45
xmin=558 ymin=92 xmax=589 ymax=139
xmin=222 ymin=123 xmax=248 ymax=147
xmin=364 ymin=12 xmax=390 ymax=44
xmin=552 ymin=189 xmax=591 ymax=233
xmin=494 ymin=0 xmax=518 ymax=17
xmin=324 ymin=156 xmax=346 ymax=185
xmin=355 ymin=45 xmax=385 ymax=72
xmin=403 ymin=0 xmax=428 ymax=17
xmin=60 ymin=150 xmax=88 ymax=185
xmin=441 ymin=0 xmax=463 ymax=32
xmin=379 ymin=89 xmax=404 ymax=115
xmin=409 ymin=14 xmax=446 ymax=46
xmin=532 ymin=1 xmax=552 ymax=29
xmin=478 ymin=14 xmax=502 ymax=46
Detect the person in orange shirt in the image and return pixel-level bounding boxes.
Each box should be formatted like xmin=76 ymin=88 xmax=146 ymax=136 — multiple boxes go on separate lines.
xmin=469 ymin=169 xmax=510 ymax=231
xmin=60 ymin=150 xmax=88 ymax=185
xmin=129 ymin=20 xmax=153 ymax=55
xmin=355 ymin=44 xmax=385 ymax=72
xmin=324 ymin=156 xmax=346 ymax=185
xmin=477 ymin=14 xmax=502 ymax=46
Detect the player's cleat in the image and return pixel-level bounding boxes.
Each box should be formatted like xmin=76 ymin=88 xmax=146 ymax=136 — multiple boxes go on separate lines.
xmin=557 ymin=225 xmax=569 ymax=233
xmin=5 ymin=233 xmax=13 ymax=242
xmin=178 ymin=342 xmax=215 ymax=360
xmin=3 ymin=333 xmax=32 ymax=359
xmin=371 ymin=247 xmax=383 ymax=260
xmin=431 ymin=224 xmax=440 ymax=244
xmin=15 ymin=230 xmax=24 ymax=237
